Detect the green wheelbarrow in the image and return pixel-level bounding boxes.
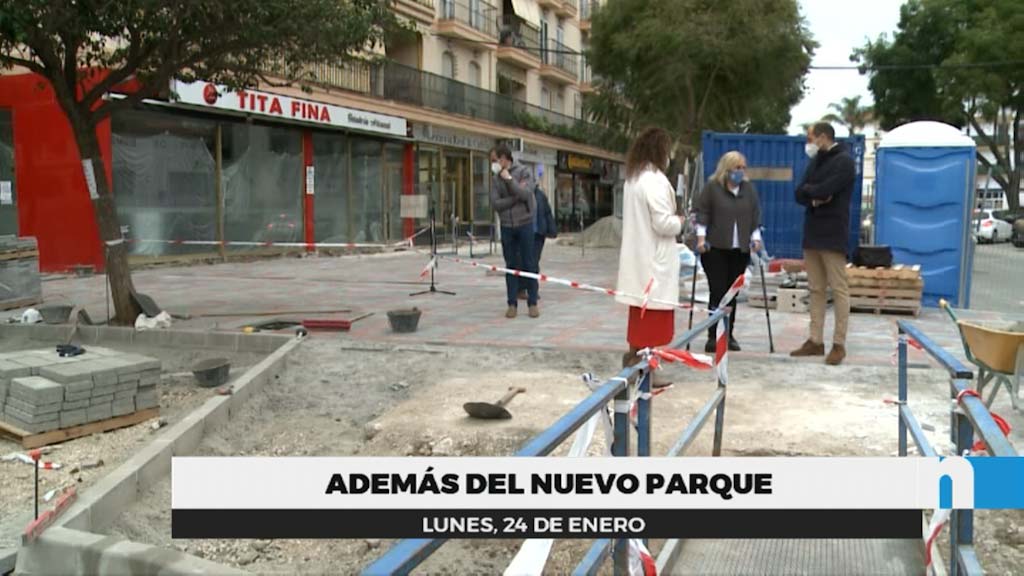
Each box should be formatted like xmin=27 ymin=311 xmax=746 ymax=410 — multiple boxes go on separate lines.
xmin=940 ymin=299 xmax=1024 ymax=411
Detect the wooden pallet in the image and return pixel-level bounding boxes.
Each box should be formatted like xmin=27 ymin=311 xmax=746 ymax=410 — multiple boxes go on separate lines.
xmin=848 ymin=277 xmax=924 ymax=289
xmin=0 ymin=249 xmax=39 ymax=262
xmin=748 ymin=295 xmax=778 ymax=310
xmin=849 ymin=287 xmax=924 ymax=299
xmin=845 ymin=263 xmax=921 ymax=280
xmin=0 ymin=407 xmax=160 ymax=449
xmin=0 ymin=295 xmax=42 ymax=312
xmin=851 ymin=305 xmax=921 ymax=317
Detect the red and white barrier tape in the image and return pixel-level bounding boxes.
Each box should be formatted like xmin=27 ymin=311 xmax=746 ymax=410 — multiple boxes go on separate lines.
xmin=124 ymin=227 xmax=430 ymax=251
xmin=890 ymin=334 xmax=925 ymax=366
xmin=2 ymin=452 xmax=62 ymax=469
xmin=955 ymin=389 xmax=1012 ymax=454
xmin=23 ymin=486 xmax=77 ymax=544
xmin=430 ymin=254 xmax=696 ymax=311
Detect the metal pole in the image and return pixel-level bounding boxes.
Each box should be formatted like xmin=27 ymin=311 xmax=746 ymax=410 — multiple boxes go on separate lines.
xmin=637 ymin=369 xmax=651 ymax=457
xmin=951 ymin=405 xmax=974 ymax=576
xmin=686 ymin=248 xmax=699 ymax=351
xmin=898 ymin=329 xmax=908 ymax=457
xmin=757 ymin=251 xmax=775 ymax=353
xmin=712 ymin=315 xmax=729 ymax=457
xmin=612 ymin=378 xmax=631 ymax=576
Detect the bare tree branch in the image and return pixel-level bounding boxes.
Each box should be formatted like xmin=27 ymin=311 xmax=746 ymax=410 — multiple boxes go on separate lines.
xmin=0 ymin=53 xmax=46 ymax=75
xmin=970 ymin=115 xmax=1010 ymax=170
xmin=976 ymin=152 xmax=1011 ymax=190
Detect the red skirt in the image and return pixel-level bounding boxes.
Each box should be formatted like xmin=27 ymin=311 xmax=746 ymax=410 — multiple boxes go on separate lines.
xmin=627 ymin=306 xmax=675 ymax=348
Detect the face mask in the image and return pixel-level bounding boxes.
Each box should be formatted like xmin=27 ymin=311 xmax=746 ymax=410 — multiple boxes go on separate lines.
xmin=491 ymin=161 xmax=502 ymax=175
xmin=729 ymin=170 xmax=745 ymax=186
xmin=805 ymin=143 xmax=819 ymax=158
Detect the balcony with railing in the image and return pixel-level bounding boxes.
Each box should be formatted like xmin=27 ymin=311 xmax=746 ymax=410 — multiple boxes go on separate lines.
xmin=579 ymin=57 xmax=595 ymax=93
xmin=540 ymin=39 xmax=579 ymax=85
xmin=258 ymin=58 xmax=622 ymax=150
xmin=437 ymin=0 xmax=498 ymax=42
xmin=580 ymin=0 xmax=599 ymax=31
xmin=393 ymin=0 xmax=436 ymax=24
xmin=497 ymin=15 xmax=542 ymax=68
xmin=556 ymin=0 xmax=577 ymax=18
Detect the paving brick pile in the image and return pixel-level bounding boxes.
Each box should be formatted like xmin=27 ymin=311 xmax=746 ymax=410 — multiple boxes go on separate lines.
xmin=0 ymin=347 xmax=161 ymax=434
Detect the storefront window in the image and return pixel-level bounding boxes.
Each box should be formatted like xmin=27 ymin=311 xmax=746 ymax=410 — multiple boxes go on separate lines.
xmin=384 ymin=144 xmax=405 ymax=242
xmin=472 ymin=154 xmax=490 ymax=227
xmin=352 ymin=139 xmax=384 ymax=243
xmin=112 ymin=109 xmax=217 ymax=256
xmin=0 ymin=110 xmax=15 ymax=236
xmin=417 ymin=147 xmax=442 ymax=219
xmin=312 ymin=132 xmax=349 ymax=243
xmin=222 ymin=122 xmax=303 ymax=250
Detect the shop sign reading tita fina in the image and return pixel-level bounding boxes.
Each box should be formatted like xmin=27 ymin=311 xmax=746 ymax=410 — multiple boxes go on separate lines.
xmin=169 ymin=80 xmax=407 ymax=137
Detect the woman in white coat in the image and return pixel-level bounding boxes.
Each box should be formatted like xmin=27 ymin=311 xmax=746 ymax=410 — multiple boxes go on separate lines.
xmin=616 ymin=127 xmax=683 ymax=388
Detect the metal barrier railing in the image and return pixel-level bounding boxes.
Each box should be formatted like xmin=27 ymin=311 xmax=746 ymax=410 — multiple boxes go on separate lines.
xmin=363 ymin=307 xmax=731 ymax=575
xmin=896 ymin=320 xmax=1019 ymax=576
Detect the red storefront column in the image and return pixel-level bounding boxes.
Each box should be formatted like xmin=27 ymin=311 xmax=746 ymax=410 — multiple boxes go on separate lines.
xmin=302 ymin=130 xmax=315 ymax=252
xmin=403 ymin=143 xmax=415 ymax=238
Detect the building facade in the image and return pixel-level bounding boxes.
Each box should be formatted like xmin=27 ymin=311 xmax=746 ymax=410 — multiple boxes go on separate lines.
xmin=0 ymin=0 xmax=622 ymax=272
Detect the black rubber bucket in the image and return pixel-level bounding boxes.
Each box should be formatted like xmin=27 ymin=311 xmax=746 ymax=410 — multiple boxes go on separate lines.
xmin=387 ymin=308 xmax=422 ymax=333
xmin=192 ymin=357 xmax=231 ymax=388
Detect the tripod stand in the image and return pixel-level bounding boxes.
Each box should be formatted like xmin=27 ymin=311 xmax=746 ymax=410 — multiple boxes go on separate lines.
xmin=410 ymin=203 xmax=456 ymax=297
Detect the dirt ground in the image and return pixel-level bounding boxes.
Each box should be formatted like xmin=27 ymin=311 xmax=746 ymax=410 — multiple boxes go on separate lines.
xmin=0 ymin=337 xmax=265 ymax=550
xmin=105 ymin=336 xmax=1024 ymax=574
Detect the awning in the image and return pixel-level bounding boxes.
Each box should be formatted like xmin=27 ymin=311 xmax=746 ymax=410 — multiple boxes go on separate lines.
xmin=511 ymin=0 xmax=542 ymax=28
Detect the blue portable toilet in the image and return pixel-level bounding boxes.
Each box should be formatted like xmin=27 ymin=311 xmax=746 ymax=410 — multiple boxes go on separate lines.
xmin=875 ymin=121 xmax=976 ymax=308
xmin=701 ymin=132 xmax=865 ymax=260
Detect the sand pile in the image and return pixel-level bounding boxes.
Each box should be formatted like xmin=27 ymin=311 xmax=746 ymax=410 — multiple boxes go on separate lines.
xmin=565 ymin=215 xmax=621 ymax=248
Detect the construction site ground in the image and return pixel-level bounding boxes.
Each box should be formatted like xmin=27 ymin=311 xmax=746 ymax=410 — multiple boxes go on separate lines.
xmin=8 ymin=242 xmax=1024 ymax=574
xmin=0 ymin=334 xmax=265 ymax=552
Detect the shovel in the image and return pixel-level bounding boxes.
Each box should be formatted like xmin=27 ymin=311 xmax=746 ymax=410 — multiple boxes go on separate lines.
xmin=463 ymin=387 xmax=526 ymax=420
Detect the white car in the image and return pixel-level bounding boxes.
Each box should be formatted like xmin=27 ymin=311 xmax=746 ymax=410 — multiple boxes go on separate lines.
xmin=973 ymin=210 xmax=1013 ymax=243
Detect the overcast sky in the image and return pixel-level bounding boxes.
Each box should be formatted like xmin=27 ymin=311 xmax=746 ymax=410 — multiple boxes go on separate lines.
xmin=787 ymin=0 xmax=905 ymax=136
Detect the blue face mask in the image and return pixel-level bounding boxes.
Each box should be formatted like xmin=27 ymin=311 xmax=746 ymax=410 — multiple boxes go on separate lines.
xmin=729 ymin=170 xmax=745 ymax=185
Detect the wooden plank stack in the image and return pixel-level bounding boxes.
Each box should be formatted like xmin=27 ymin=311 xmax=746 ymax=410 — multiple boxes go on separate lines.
xmin=749 ymin=271 xmax=810 ymax=310
xmin=0 ymin=236 xmax=42 ymax=311
xmin=845 ymin=263 xmax=923 ymax=316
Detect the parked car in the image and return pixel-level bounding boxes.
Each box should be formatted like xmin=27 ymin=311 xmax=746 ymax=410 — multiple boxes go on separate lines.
xmin=973 ymin=209 xmax=1014 ymax=243
xmin=1013 ymin=218 xmax=1024 ymax=248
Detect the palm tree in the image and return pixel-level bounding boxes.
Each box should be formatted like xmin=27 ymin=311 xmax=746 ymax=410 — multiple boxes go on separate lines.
xmin=822 ymin=96 xmax=874 ymax=135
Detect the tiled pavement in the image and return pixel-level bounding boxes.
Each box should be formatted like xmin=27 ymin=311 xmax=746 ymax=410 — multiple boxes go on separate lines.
xmin=26 ymin=243 xmax=1023 ymax=372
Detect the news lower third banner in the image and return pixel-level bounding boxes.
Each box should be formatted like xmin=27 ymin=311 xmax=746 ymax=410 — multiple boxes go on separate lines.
xmin=171 ymin=457 xmax=1024 ymax=540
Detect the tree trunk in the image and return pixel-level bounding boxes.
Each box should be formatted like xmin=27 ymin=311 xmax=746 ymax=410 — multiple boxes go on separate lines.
xmin=73 ymin=123 xmax=143 ymax=325
xmin=1010 ymin=106 xmax=1022 ymax=212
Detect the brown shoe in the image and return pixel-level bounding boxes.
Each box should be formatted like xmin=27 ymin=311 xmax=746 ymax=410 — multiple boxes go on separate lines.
xmin=790 ymin=339 xmax=825 ymax=357
xmin=528 ymin=305 xmax=540 ymax=318
xmin=651 ymin=373 xmax=673 ymax=389
xmin=826 ymin=344 xmax=846 ymax=366
xmin=506 ymin=306 xmax=517 ymax=319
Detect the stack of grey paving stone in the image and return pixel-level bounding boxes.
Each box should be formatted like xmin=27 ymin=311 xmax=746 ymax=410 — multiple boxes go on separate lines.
xmin=0 ymin=235 xmax=42 ymax=309
xmin=0 ymin=347 xmax=161 ymax=435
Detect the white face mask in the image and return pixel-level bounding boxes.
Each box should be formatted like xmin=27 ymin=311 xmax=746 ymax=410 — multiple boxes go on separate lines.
xmin=805 ymin=143 xmax=819 ymax=159
xmin=491 ymin=161 xmax=502 ymax=175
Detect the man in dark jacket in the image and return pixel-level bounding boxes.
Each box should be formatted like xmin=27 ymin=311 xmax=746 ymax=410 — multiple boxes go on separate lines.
xmin=490 ymin=145 xmax=539 ymax=319
xmin=790 ymin=122 xmax=856 ymax=366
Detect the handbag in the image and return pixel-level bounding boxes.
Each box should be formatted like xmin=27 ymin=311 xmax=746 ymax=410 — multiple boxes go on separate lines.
xmin=853 ymin=245 xmax=893 ymax=268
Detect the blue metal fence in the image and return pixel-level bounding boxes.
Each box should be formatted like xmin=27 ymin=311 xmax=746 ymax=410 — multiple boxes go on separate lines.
xmin=363 ymin=307 xmax=731 ymax=575
xmin=896 ymin=320 xmax=1018 ymax=576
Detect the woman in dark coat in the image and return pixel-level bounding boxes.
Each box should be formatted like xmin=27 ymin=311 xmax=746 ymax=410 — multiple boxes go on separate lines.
xmin=695 ymin=151 xmax=762 ymax=352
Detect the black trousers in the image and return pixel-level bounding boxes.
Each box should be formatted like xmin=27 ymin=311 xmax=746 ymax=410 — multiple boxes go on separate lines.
xmin=700 ymin=248 xmax=750 ymax=339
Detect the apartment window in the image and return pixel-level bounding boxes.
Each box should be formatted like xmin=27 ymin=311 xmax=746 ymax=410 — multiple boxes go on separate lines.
xmin=469 ymin=61 xmax=482 ymax=87
xmin=542 ymin=87 xmax=551 ymax=110
xmin=442 ymin=51 xmax=455 ymax=79
xmin=574 ymin=93 xmax=582 ymax=119
xmin=555 ymin=91 xmax=564 ymax=114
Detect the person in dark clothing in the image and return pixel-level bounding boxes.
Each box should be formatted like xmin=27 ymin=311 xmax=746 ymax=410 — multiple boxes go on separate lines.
xmin=696 ymin=151 xmax=762 ymax=353
xmin=489 ymin=145 xmax=539 ymax=319
xmin=519 ymin=184 xmax=558 ymax=301
xmin=790 ymin=122 xmax=857 ymax=366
